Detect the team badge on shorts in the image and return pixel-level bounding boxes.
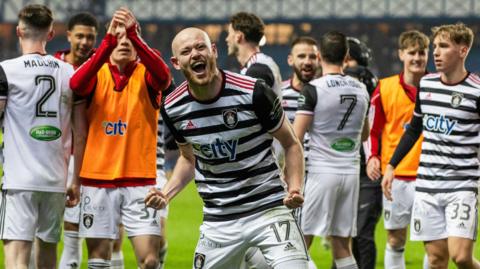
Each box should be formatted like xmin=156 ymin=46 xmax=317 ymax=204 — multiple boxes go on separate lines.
xmin=450 ymin=92 xmax=463 ymax=108
xmin=222 ymin=109 xmax=238 ymax=129
xmin=83 ymin=213 xmax=94 ymax=229
xmin=194 ymin=252 xmax=206 ymax=269
xmin=384 ymin=210 xmax=391 ymax=220
xmin=414 ymin=218 xmax=421 ymax=233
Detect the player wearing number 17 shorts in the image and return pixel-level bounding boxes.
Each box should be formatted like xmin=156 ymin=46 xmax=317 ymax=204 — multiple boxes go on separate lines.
xmin=294 ymin=31 xmax=370 ymax=269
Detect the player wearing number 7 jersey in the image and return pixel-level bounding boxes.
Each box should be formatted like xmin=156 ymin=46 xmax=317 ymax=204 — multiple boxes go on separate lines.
xmin=294 ymin=31 xmax=370 ymax=269
xmin=0 ymin=4 xmax=79 ymax=268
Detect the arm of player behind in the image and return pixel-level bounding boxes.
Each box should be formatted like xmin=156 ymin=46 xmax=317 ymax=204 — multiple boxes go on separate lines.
xmin=145 ymin=143 xmax=195 ymax=209
xmin=361 ymin=115 xmax=370 ymax=142
xmin=67 ymin=100 xmax=88 ymax=207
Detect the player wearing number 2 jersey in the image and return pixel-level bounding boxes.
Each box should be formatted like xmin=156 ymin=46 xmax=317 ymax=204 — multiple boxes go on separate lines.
xmin=0 ymin=4 xmax=79 ymax=268
xmin=294 ymin=31 xmax=369 ymax=269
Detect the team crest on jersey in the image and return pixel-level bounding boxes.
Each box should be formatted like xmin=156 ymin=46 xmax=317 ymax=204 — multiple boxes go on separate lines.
xmin=450 ymin=92 xmax=463 ymax=108
xmin=194 ymin=252 xmax=206 ymax=269
xmin=83 ymin=214 xmax=94 ymax=229
xmin=414 ymin=218 xmax=421 ymax=232
xmin=222 ymin=109 xmax=238 ymax=129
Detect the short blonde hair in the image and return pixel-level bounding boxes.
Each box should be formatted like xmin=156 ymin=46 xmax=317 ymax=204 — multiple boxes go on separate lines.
xmin=398 ymin=30 xmax=429 ymax=50
xmin=431 ymin=23 xmax=474 ymax=48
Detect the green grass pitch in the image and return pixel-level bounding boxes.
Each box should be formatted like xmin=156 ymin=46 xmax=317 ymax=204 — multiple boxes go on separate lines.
xmin=0 ymin=182 xmax=478 ymax=268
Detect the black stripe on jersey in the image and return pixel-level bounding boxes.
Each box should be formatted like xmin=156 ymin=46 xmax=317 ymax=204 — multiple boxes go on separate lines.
xmin=0 ymin=65 xmax=7 ymax=97
xmin=195 ymin=161 xmax=277 ymax=184
xmin=179 ymin=119 xmax=258 ymax=137
xmin=419 ymin=162 xmax=478 ymax=170
xmin=422 ymin=113 xmax=480 ymax=124
xmin=169 ymin=88 xmax=250 ymax=110
xmin=422 ymin=76 xmax=441 ymax=82
xmin=284 ymin=107 xmax=297 ymax=112
xmin=238 ymin=129 xmax=267 ymax=144
xmin=461 ymin=80 xmax=480 ymax=90
xmin=199 ymin=184 xmax=263 ymax=200
xmin=171 ymin=104 xmax=252 ymax=123
xmin=195 ymin=139 xmax=273 ymax=165
xmin=421 ymin=149 xmax=478 ymax=159
xmin=422 ymin=100 xmax=477 ymax=113
xmin=423 ymin=137 xmax=480 ymax=147
xmin=156 ymin=164 xmax=164 ymax=170
xmin=203 ymin=199 xmax=284 ymax=222
xmin=449 ymin=130 xmax=479 ymax=137
xmin=156 ymin=152 xmax=165 ymax=158
xmin=417 ymin=174 xmax=479 ymax=181
xmin=422 ymin=87 xmax=479 ymax=101
xmin=195 ymin=150 xmax=272 ymax=178
xmin=283 ymin=95 xmax=299 ymax=101
xmin=203 ymin=184 xmax=284 ymax=208
xmin=416 ymin=186 xmax=478 ymax=194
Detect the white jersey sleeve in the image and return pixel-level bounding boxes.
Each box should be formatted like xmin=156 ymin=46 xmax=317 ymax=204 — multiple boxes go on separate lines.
xmin=1 ymin=54 xmax=74 ymax=192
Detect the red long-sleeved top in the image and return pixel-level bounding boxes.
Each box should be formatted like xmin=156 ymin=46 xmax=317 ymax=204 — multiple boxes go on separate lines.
xmin=70 ymin=24 xmax=171 ymax=98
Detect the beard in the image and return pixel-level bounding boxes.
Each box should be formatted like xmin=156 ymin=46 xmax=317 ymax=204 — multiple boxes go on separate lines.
xmin=293 ymin=65 xmax=315 ymax=83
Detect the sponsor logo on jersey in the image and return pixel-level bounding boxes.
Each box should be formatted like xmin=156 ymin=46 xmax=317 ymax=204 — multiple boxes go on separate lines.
xmin=450 ymin=92 xmax=463 ymax=108
xmin=30 ymin=125 xmax=62 ymax=141
xmin=222 ymin=108 xmax=238 ymax=129
xmin=194 ymin=138 xmax=239 ymax=161
xmin=422 ymin=114 xmax=457 ymax=135
xmin=194 ymin=253 xmax=206 ymax=269
xmin=83 ymin=213 xmax=94 ymax=229
xmin=103 ymin=119 xmax=127 ymax=136
xmin=330 ymin=137 xmax=356 ymax=152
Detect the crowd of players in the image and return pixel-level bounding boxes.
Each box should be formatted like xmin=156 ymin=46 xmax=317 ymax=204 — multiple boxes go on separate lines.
xmin=0 ymin=3 xmax=479 ymax=269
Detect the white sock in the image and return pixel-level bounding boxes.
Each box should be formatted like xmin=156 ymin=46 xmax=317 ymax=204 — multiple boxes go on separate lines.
xmin=158 ymin=242 xmax=168 ymax=269
xmin=423 ymin=253 xmax=429 ymax=269
xmin=308 ymin=259 xmax=318 ymax=269
xmin=111 ymin=251 xmax=124 ymax=269
xmin=245 ymin=247 xmax=270 ymax=269
xmin=385 ymin=243 xmax=405 ymax=269
xmin=88 ymin=258 xmax=111 ymax=269
xmin=59 ymin=231 xmax=82 ymax=269
xmin=335 ymin=256 xmax=358 ymax=269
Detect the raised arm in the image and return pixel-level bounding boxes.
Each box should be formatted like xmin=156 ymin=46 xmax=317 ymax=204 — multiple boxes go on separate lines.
xmin=69 ymin=20 xmax=119 ymax=96
xmin=114 ymin=7 xmax=172 ymax=91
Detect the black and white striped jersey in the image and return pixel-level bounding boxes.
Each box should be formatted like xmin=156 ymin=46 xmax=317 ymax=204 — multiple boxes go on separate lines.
xmin=415 ymin=72 xmax=480 ymax=193
xmin=281 ymin=79 xmax=310 ymax=167
xmin=156 ymin=115 xmax=166 ymax=186
xmin=161 ymin=70 xmax=286 ymax=222
xmin=241 ymin=52 xmax=283 ymax=98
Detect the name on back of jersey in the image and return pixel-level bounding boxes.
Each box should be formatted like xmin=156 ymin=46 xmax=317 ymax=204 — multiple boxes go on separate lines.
xmin=24 ymin=58 xmax=60 ymax=69
xmin=326 ymin=79 xmax=362 ymax=89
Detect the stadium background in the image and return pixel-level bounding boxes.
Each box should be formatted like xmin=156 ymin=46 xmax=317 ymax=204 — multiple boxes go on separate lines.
xmin=0 ymin=0 xmax=479 ymax=268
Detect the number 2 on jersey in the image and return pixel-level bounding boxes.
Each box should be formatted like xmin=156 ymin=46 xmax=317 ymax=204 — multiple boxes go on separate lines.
xmin=35 ymin=75 xmax=57 ymax=118
xmin=337 ymin=94 xmax=357 ymax=130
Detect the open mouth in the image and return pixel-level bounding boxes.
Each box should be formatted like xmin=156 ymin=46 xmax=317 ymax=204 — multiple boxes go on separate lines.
xmin=191 ymin=62 xmax=207 ymax=74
